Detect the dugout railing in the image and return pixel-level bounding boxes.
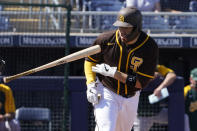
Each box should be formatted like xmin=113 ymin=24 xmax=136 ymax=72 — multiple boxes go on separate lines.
xmin=70 ymin=11 xmax=197 ymax=34
xmin=0 ymin=10 xmax=197 ymax=34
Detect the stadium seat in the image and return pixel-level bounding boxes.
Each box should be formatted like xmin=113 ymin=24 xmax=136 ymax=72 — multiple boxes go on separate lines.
xmin=83 ymin=0 xmax=124 ymax=31
xmin=88 ymin=0 xmax=123 ymax=11
xmin=0 ymin=16 xmax=10 ymax=30
xmin=15 ymin=107 xmax=52 ymax=131
xmin=172 ymin=16 xmax=197 ymax=31
xmin=0 ymin=5 xmax=3 ymax=11
xmin=143 ymin=16 xmax=169 ymax=32
xmin=0 ymin=5 xmax=10 ymax=30
xmin=189 ymin=0 xmax=197 ymax=12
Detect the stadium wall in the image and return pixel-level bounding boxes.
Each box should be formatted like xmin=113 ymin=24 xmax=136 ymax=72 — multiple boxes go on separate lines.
xmin=0 ymin=76 xmax=184 ymax=131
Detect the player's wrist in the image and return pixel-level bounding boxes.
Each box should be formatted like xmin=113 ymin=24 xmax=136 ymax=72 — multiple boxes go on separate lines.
xmin=87 ymin=82 xmax=96 ymax=89
xmin=158 ymin=84 xmax=166 ymax=89
xmin=126 ymin=74 xmax=137 ymax=87
xmin=109 ymin=67 xmax=117 ymax=78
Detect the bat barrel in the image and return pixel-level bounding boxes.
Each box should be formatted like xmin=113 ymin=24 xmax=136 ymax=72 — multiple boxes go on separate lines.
xmin=2 ymin=45 xmax=101 ymax=83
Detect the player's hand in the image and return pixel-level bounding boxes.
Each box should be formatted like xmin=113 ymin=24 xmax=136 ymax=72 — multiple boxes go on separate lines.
xmin=86 ymin=82 xmax=101 ymax=105
xmin=153 ymin=87 xmax=162 ymax=97
xmin=92 ymin=63 xmax=117 ymax=78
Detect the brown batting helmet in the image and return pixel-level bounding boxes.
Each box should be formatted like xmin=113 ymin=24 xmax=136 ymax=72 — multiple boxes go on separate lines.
xmin=113 ymin=7 xmax=142 ymax=41
xmin=113 ymin=7 xmax=142 ymax=30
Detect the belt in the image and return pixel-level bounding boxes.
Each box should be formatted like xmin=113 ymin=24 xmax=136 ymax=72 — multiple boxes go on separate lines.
xmin=101 ymin=80 xmax=137 ymax=98
xmin=105 ymin=85 xmax=136 ymax=98
xmin=122 ymin=92 xmax=136 ymax=98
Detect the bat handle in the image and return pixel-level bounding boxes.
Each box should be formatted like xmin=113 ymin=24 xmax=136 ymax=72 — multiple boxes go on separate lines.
xmin=3 ymin=77 xmax=12 ymax=84
xmin=3 ymin=70 xmax=34 ymax=83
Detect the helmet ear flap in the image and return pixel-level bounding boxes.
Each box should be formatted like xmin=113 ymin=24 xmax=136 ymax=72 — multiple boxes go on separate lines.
xmin=128 ymin=26 xmax=140 ymax=41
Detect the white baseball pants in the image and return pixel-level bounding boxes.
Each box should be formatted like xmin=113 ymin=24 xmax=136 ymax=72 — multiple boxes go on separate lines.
xmin=93 ymin=80 xmax=140 ymax=131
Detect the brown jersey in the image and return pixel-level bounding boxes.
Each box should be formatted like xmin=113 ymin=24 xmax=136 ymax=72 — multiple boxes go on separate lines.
xmin=86 ymin=30 xmax=158 ymax=97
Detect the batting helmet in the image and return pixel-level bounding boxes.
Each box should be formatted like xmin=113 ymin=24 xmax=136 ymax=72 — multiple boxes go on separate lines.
xmin=113 ymin=7 xmax=142 ymax=29
xmin=113 ymin=7 xmax=142 ymax=41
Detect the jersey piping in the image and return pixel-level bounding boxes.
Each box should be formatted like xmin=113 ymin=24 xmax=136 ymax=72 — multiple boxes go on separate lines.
xmin=136 ymin=71 xmax=154 ymax=79
xmin=116 ymin=30 xmax=152 ymax=95
xmin=124 ymin=35 xmax=150 ymax=94
xmin=88 ymin=56 xmax=99 ymax=63
xmin=115 ymin=30 xmax=123 ymax=94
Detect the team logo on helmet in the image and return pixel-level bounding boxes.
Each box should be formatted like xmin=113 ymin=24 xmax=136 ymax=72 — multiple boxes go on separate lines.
xmin=119 ymin=15 xmax=124 ymax=22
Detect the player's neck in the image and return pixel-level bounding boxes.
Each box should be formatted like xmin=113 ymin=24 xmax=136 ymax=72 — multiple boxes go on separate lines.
xmin=126 ymin=34 xmax=140 ymax=45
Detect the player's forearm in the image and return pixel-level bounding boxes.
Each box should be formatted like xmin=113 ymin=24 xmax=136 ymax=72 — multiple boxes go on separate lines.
xmin=114 ymin=71 xmax=142 ymax=89
xmin=84 ymin=60 xmax=97 ymax=84
xmin=114 ymin=70 xmax=127 ymax=83
xmin=159 ymin=72 xmax=176 ymax=88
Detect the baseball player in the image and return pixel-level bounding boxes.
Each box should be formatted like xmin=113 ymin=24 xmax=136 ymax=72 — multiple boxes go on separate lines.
xmin=134 ymin=65 xmax=177 ymax=131
xmin=84 ymin=7 xmax=159 ymax=131
xmin=184 ymin=68 xmax=197 ymax=131
xmin=0 ymin=59 xmax=21 ymax=131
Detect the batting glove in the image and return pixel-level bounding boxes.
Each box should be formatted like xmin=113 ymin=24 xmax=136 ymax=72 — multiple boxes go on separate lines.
xmin=86 ymin=82 xmax=101 ymax=105
xmin=92 ymin=63 xmax=117 ymax=78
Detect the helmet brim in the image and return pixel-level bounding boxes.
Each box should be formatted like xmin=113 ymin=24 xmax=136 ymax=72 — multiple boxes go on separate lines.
xmin=113 ymin=20 xmax=134 ymax=27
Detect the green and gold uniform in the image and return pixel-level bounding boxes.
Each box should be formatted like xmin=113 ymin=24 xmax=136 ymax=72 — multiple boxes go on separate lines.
xmin=0 ymin=84 xmax=16 ymax=115
xmin=184 ymin=85 xmax=197 ymax=131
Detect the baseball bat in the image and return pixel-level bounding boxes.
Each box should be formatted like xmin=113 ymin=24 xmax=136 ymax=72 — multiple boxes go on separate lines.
xmin=3 ymin=45 xmax=101 ymax=83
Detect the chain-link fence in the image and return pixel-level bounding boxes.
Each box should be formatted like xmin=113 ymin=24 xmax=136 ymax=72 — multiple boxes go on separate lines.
xmin=0 ymin=1 xmax=71 ymax=131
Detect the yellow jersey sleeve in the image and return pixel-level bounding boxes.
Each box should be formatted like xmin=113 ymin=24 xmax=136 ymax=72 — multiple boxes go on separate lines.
xmin=0 ymin=84 xmax=16 ymax=113
xmin=184 ymin=85 xmax=192 ymax=98
xmin=84 ymin=60 xmax=97 ymax=85
xmin=157 ymin=65 xmax=174 ymax=77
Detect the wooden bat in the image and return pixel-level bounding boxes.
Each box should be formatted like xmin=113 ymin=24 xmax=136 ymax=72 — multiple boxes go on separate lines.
xmin=3 ymin=45 xmax=101 ymax=83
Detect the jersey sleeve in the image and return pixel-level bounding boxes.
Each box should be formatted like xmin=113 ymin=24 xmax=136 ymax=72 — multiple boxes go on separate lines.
xmin=0 ymin=84 xmax=16 ymax=113
xmin=157 ymin=64 xmax=174 ymax=77
xmin=84 ymin=60 xmax=96 ymax=84
xmin=84 ymin=36 xmax=103 ymax=85
xmin=84 ymin=32 xmax=112 ymax=84
xmin=85 ymin=35 xmax=105 ymax=63
xmin=184 ymin=85 xmax=191 ymax=98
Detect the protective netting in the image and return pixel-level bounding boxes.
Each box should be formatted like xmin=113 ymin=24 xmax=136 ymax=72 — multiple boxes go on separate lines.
xmin=0 ymin=2 xmax=71 ymax=131
xmin=0 ymin=1 xmax=189 ymax=131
